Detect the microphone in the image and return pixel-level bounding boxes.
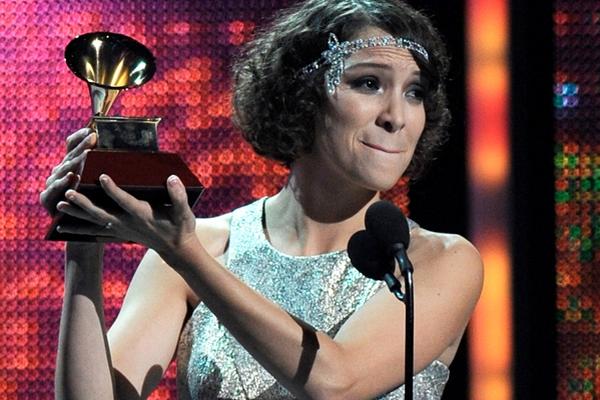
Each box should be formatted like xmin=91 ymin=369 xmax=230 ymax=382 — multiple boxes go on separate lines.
xmin=364 ymin=201 xmax=413 ymax=274
xmin=347 ymin=229 xmax=403 ymax=300
xmin=360 ymin=200 xmax=416 ymax=399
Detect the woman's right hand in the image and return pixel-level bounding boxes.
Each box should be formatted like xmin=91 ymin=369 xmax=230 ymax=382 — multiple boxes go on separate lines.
xmin=39 ymin=128 xmax=97 ymax=217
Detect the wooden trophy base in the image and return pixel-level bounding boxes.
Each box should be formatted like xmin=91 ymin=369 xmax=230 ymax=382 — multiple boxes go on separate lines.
xmin=45 ymin=150 xmax=204 ymax=242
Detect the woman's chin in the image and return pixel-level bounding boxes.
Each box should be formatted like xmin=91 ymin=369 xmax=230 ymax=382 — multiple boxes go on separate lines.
xmin=360 ymin=175 xmax=404 ymax=193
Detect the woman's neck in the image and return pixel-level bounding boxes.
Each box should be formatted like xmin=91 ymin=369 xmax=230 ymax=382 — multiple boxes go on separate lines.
xmin=264 ymin=162 xmax=380 ymax=256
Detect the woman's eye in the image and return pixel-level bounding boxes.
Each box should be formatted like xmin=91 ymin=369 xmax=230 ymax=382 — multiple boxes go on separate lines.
xmin=406 ymin=85 xmax=425 ymax=102
xmin=351 ymin=77 xmax=381 ymax=91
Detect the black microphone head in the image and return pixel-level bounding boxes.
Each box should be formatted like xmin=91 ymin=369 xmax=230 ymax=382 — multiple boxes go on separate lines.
xmin=364 ymin=200 xmax=410 ymax=249
xmin=347 ymin=229 xmax=395 ymax=280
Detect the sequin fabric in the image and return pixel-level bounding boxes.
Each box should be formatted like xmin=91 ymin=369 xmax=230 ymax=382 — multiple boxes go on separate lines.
xmin=177 ymin=198 xmax=450 ymax=399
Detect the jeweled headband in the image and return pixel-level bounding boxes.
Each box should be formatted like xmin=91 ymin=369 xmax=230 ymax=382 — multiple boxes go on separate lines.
xmin=298 ymin=33 xmax=429 ymax=95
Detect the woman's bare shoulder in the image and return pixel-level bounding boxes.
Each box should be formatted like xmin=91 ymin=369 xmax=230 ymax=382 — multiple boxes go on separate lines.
xmin=194 ymin=212 xmax=233 ymax=259
xmin=410 ymin=227 xmax=481 ymax=260
xmin=410 ymin=227 xmax=483 ymax=299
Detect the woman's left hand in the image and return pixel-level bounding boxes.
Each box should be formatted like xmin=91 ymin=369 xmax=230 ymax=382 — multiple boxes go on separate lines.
xmin=56 ymin=174 xmax=197 ymax=256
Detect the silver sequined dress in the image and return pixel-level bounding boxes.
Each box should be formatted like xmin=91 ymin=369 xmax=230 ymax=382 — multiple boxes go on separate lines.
xmin=177 ymin=198 xmax=450 ymax=399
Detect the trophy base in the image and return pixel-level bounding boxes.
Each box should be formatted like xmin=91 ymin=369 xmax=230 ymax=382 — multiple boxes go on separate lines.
xmin=45 ymin=150 xmax=204 ymax=242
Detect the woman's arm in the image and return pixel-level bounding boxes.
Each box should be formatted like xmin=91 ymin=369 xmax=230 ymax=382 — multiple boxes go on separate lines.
xmin=59 ymin=175 xmax=483 ymax=400
xmin=42 ymin=129 xmax=117 ymax=399
xmin=55 ymin=242 xmax=207 ymax=400
xmin=55 ymin=242 xmax=115 ymax=400
xmin=44 ymin=129 xmax=206 ymax=400
xmin=106 ymin=248 xmax=193 ymax=398
xmin=163 ymin=230 xmax=482 ymax=400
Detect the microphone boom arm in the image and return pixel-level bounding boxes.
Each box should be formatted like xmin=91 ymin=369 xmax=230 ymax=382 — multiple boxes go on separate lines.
xmin=391 ymin=243 xmax=415 ymax=400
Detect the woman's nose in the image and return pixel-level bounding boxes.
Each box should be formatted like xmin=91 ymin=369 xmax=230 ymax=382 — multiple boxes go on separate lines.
xmin=375 ymin=96 xmax=405 ymax=133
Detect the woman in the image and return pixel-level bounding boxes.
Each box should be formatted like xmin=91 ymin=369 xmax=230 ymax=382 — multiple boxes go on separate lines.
xmin=40 ymin=0 xmax=483 ymax=399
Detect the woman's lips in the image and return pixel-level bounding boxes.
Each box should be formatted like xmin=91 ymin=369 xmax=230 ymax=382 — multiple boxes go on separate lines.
xmin=360 ymin=140 xmax=402 ymax=154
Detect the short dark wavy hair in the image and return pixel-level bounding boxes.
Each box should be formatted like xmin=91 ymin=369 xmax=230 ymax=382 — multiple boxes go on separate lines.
xmin=232 ymin=0 xmax=451 ymax=180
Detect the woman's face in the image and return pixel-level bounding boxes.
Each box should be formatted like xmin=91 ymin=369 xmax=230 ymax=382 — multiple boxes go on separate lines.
xmin=311 ymin=26 xmax=426 ymax=192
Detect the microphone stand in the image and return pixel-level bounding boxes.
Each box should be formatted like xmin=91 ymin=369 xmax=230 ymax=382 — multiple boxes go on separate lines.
xmin=387 ymin=243 xmax=414 ymax=400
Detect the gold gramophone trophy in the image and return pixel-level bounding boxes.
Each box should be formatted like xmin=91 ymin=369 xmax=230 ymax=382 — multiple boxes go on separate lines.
xmin=46 ymin=32 xmax=204 ymax=241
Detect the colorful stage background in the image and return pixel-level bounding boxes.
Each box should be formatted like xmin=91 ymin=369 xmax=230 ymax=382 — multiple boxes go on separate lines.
xmin=0 ymin=1 xmax=410 ymax=398
xmin=554 ymin=1 xmax=600 ymax=398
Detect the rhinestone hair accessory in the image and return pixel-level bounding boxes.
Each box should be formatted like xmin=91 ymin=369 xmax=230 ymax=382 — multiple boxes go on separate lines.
xmin=299 ymin=33 xmax=429 ymax=95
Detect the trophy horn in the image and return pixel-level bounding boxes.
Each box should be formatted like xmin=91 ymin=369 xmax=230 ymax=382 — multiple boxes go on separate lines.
xmin=64 ymin=32 xmax=156 ymax=116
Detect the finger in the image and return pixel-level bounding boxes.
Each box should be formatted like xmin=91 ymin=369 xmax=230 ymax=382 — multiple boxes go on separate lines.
xmin=49 ymin=151 xmax=87 ymax=184
xmin=40 ymin=172 xmax=79 ymax=214
xmin=166 ymin=175 xmax=193 ymax=222
xmin=65 ymin=128 xmax=94 ymax=152
xmin=56 ymin=201 xmax=108 ymax=226
xmin=64 ymin=131 xmax=97 ymax=162
xmin=98 ymin=174 xmax=148 ymax=215
xmin=42 ymin=172 xmax=76 ymax=201
xmin=64 ymin=189 xmax=115 ymax=224
xmin=47 ymin=151 xmax=88 ymax=187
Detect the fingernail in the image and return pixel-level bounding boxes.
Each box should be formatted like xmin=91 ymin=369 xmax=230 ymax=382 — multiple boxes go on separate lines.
xmin=168 ymin=175 xmax=180 ymax=186
xmin=99 ymin=174 xmax=108 ymax=184
xmin=66 ymin=190 xmax=75 ymax=200
xmin=56 ymin=225 xmax=62 ymax=232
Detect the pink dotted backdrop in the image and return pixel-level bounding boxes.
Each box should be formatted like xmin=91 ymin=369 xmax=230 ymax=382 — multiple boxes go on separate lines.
xmin=0 ymin=0 xmax=410 ymax=398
